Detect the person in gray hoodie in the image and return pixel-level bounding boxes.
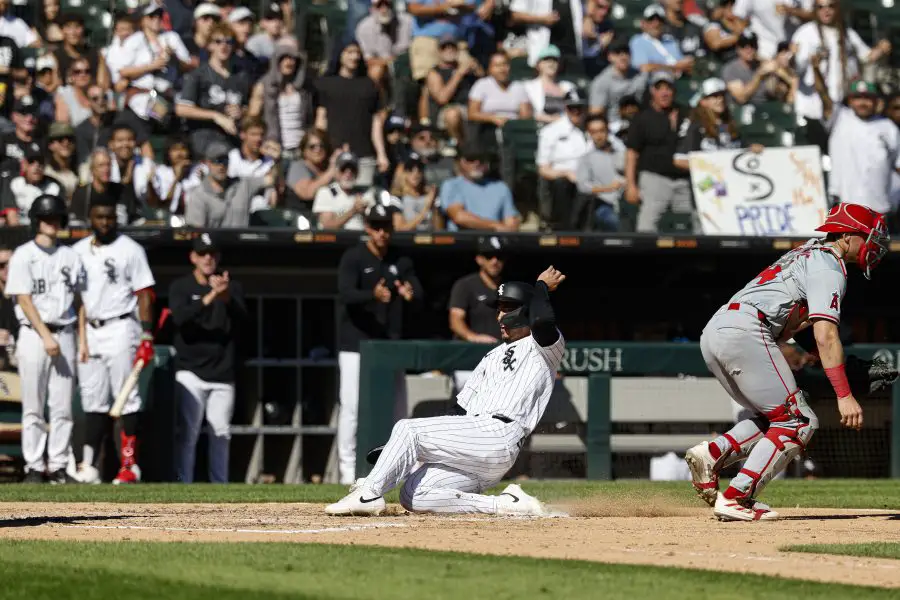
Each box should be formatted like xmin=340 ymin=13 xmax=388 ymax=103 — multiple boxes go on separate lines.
xmin=185 ymin=142 xmax=278 ymax=227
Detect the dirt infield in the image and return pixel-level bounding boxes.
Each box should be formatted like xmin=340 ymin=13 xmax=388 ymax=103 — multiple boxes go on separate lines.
xmin=1 ymin=501 xmax=898 ymax=588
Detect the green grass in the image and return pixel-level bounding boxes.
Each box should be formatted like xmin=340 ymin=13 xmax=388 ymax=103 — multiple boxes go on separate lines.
xmin=0 ymin=541 xmax=893 ymax=600
xmin=784 ymin=542 xmax=900 ymax=560
xmin=0 ymin=479 xmax=898 ymax=509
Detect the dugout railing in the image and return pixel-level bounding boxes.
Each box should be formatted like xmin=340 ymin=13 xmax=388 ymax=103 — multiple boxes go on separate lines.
xmin=357 ymin=341 xmax=900 ymax=480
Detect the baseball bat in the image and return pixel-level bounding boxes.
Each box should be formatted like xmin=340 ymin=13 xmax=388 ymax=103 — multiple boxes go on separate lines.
xmin=108 ymin=308 xmax=171 ymax=418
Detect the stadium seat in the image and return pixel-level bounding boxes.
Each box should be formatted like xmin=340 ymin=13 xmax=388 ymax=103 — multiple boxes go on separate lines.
xmin=250 ymin=208 xmax=314 ymax=229
xmin=500 ymin=119 xmax=539 ymax=184
xmin=509 ymin=56 xmax=532 ymax=81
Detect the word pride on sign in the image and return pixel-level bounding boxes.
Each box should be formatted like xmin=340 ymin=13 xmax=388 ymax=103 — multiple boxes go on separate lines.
xmin=688 ymin=146 xmax=828 ymax=236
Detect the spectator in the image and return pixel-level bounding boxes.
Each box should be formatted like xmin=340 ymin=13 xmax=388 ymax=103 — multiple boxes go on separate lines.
xmin=33 ymin=54 xmax=60 ymax=98
xmin=148 ymin=139 xmax=202 ymax=214
xmin=104 ymin=124 xmax=154 ymax=209
xmin=703 ymin=0 xmax=743 ymax=62
xmin=185 ymin=142 xmax=277 ymax=228
xmin=537 ymin=91 xmax=589 ymax=228
xmin=286 ymin=129 xmax=339 ymax=208
xmin=0 ymin=33 xmax=18 ymax=125
xmin=335 ymin=203 xmax=422 ymax=483
xmin=630 ymin=5 xmax=693 ymax=76
xmin=524 ymin=45 xmax=577 ymax=124
xmin=227 ymin=117 xmax=281 ymax=213
xmin=589 ymin=39 xmax=647 ymax=122
xmin=356 ymin=0 xmax=414 ymax=88
xmin=581 ymin=0 xmax=615 ymax=78
xmin=315 ymin=41 xmax=389 ymax=187
xmin=226 ymin=7 xmax=264 ymax=80
xmin=53 ymin=13 xmax=111 ymax=91
xmin=74 ymin=83 xmax=114 ymax=166
xmin=248 ymin=42 xmax=316 ymax=157
xmin=575 ymin=114 xmax=625 ymax=231
xmin=509 ymin=0 xmax=583 ymax=67
xmin=313 ymin=151 xmax=402 ymax=230
xmin=406 ymin=0 xmax=486 ymax=81
xmin=732 ymin=0 xmax=812 ymax=59
xmin=4 ymin=145 xmax=64 ymax=226
xmin=0 ymin=0 xmax=39 ymax=48
xmin=625 ymin=71 xmax=691 ymax=233
xmin=468 ymin=50 xmax=532 ymax=146
xmin=70 ymin=149 xmax=133 ymax=225
xmin=448 ymin=235 xmax=504 ymax=346
xmin=406 ymin=122 xmax=456 ymax=186
xmin=0 ymin=244 xmax=17 ymax=372
xmin=722 ymin=31 xmax=777 ymax=105
xmin=54 ymin=58 xmax=94 ymax=127
xmin=424 ymin=33 xmax=480 ymax=145
xmin=441 ymin=145 xmax=520 ymax=231
xmin=674 ymin=78 xmax=763 ymax=173
xmin=383 ymin=115 xmax=408 ymax=184
xmin=792 ymin=0 xmax=891 ymax=122
xmin=610 ymin=93 xmax=641 ymax=143
xmin=887 ymin=93 xmax=900 ymax=222
xmin=43 ymin=123 xmax=78 ymax=200
xmin=1 ymin=96 xmax=41 ymax=168
xmin=814 ymin=66 xmax=900 ymax=218
xmin=176 ymin=22 xmax=251 ymax=156
xmin=246 ymin=3 xmax=289 ymax=62
xmin=170 ymin=234 xmax=247 ymax=484
xmin=13 ymin=58 xmax=55 ymax=127
xmin=390 ymin=152 xmax=444 ymax=230
xmin=103 ymin=10 xmax=137 ymax=89
xmin=37 ymin=0 xmax=63 ymax=45
xmin=117 ymin=2 xmax=193 ymax=143
xmin=662 ymin=0 xmax=709 ymax=59
xmin=184 ymin=3 xmax=221 ymax=64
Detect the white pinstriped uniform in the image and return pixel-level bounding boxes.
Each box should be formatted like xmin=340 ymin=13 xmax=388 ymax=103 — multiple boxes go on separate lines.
xmin=365 ymin=332 xmax=566 ymax=513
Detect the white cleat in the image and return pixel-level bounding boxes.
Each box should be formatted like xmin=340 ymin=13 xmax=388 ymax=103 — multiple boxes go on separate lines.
xmin=325 ymin=478 xmax=385 ymax=516
xmin=685 ymin=442 xmax=719 ymax=507
xmin=713 ymin=492 xmax=779 ymax=522
xmin=495 ymin=484 xmax=548 ymax=517
xmin=68 ymin=463 xmax=102 ymax=484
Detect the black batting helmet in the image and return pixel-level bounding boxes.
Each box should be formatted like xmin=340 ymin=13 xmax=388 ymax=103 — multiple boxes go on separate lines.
xmin=485 ymin=281 xmax=534 ymax=329
xmin=29 ymin=194 xmax=69 ymax=230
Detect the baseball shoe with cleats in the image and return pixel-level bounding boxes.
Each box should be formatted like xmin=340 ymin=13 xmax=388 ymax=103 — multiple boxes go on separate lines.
xmin=48 ymin=469 xmax=77 ymax=485
xmin=496 ymin=484 xmax=548 ymax=516
xmin=112 ymin=465 xmax=141 ymax=485
xmin=22 ymin=469 xmax=45 ymax=484
xmin=325 ymin=478 xmax=385 ymax=516
xmin=713 ymin=492 xmax=779 ymax=521
xmin=685 ymin=442 xmax=719 ymax=507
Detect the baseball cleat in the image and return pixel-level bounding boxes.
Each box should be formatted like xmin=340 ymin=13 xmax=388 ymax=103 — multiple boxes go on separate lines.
xmin=685 ymin=442 xmax=719 ymax=507
xmin=713 ymin=492 xmax=779 ymax=521
xmin=495 ymin=484 xmax=548 ymax=517
xmin=22 ymin=469 xmax=45 ymax=484
xmin=325 ymin=478 xmax=385 ymax=516
xmin=112 ymin=465 xmax=141 ymax=485
xmin=48 ymin=469 xmax=77 ymax=485
xmin=70 ymin=463 xmax=102 ymax=484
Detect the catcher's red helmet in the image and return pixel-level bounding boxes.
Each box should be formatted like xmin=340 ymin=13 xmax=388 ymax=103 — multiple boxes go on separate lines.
xmin=816 ymin=203 xmax=889 ymax=279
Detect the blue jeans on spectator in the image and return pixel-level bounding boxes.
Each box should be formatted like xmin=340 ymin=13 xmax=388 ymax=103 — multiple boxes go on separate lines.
xmin=594 ymin=201 xmax=620 ymax=231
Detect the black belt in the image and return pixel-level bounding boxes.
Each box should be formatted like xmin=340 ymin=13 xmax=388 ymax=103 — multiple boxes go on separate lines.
xmin=24 ymin=323 xmax=72 ymax=333
xmin=492 ymin=414 xmax=513 ymax=424
xmin=88 ymin=313 xmax=134 ymax=329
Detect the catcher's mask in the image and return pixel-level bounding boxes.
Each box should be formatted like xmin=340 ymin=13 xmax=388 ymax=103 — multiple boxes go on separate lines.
xmin=816 ymin=203 xmax=889 ymax=280
xmin=485 ymin=281 xmax=534 ymax=329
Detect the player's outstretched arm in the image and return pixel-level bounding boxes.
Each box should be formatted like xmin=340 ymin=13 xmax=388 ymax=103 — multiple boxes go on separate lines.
xmin=813 ymin=319 xmax=863 ymax=430
xmin=531 ymin=266 xmax=565 ymax=347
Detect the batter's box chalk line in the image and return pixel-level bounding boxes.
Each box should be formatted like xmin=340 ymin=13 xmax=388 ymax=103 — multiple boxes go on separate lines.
xmin=62 ymin=523 xmax=409 ymax=535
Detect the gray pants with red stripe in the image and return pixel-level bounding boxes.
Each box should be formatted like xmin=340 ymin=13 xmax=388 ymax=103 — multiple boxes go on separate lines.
xmin=700 ymin=305 xmax=819 ymax=499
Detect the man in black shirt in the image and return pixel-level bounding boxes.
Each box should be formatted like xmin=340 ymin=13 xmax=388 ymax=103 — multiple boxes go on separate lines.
xmin=336 ymin=203 xmax=422 ymax=484
xmin=1 ymin=95 xmax=41 ymax=169
xmin=169 ymin=233 xmax=247 ymax=483
xmin=624 ymin=71 xmax=692 ymax=233
xmin=74 ymin=83 xmax=114 ymax=165
xmin=175 ymin=21 xmax=251 ymax=155
xmin=663 ymin=0 xmax=708 ymax=59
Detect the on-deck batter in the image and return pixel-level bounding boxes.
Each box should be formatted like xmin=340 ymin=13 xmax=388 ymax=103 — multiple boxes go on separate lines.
xmin=71 ymin=198 xmax=156 ymax=484
xmin=326 ymin=266 xmax=567 ymax=517
xmin=5 ymin=195 xmax=83 ymax=484
xmin=686 ymin=203 xmax=889 ymax=521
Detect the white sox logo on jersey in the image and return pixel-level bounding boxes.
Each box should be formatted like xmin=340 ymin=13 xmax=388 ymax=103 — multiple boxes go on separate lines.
xmin=502 ymin=347 xmax=516 ymax=372
xmin=104 ymin=258 xmax=118 ymax=284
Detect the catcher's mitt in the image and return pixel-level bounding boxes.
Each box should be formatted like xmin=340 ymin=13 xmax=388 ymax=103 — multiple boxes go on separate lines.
xmin=845 ymin=354 xmax=899 ymax=397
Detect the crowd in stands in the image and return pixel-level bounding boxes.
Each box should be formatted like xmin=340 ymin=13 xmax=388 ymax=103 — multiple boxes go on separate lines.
xmin=0 ymin=0 xmax=896 ymax=234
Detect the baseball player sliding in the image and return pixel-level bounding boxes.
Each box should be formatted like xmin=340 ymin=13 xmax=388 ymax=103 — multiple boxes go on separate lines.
xmin=5 ymin=195 xmax=83 ymax=484
xmin=327 ymin=266 xmax=567 ymax=517
xmin=70 ymin=197 xmax=156 ymax=484
xmin=686 ymin=203 xmax=889 ymax=521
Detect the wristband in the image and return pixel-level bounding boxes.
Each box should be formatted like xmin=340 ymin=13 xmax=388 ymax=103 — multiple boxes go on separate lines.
xmin=141 ymin=320 xmax=153 ymax=332
xmin=825 ymin=364 xmax=851 ymax=398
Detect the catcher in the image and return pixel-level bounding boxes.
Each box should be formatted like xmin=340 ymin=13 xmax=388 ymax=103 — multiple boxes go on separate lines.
xmin=686 ymin=203 xmax=897 ymax=521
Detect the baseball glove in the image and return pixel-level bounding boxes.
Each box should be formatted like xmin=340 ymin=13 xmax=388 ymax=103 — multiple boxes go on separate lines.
xmin=845 ymin=354 xmax=899 ymax=397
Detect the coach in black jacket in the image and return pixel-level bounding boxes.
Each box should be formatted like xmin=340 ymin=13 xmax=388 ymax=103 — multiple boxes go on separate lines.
xmin=336 ymin=204 xmax=423 ymax=484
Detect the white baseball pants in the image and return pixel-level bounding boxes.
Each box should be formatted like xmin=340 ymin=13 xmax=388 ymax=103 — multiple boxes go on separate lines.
xmin=16 ymin=325 xmax=76 ymax=473
xmin=78 ymin=318 xmax=142 ymax=414
xmin=175 ymin=370 xmax=234 ymax=483
xmin=366 ymin=415 xmax=524 ymax=514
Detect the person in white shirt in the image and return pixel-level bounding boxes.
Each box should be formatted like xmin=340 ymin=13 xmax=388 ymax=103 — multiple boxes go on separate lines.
xmin=791 ymin=0 xmax=891 ymax=121
xmin=148 ymin=140 xmax=203 ymax=214
xmin=733 ymin=0 xmax=813 ymax=59
xmin=0 ymin=0 xmax=39 ymax=48
xmin=813 ymin=57 xmax=900 ymax=218
xmin=6 ymin=147 xmax=65 ymax=226
xmin=313 ymin=151 xmax=402 ymax=230
xmin=467 ymin=51 xmax=533 ymax=148
xmin=522 ymin=44 xmax=577 ymax=124
xmin=509 ymin=0 xmax=583 ymax=67
xmin=102 ymin=11 xmax=138 ymax=88
xmin=536 ymin=92 xmax=589 ymax=229
xmin=226 ymin=117 xmax=281 ymax=213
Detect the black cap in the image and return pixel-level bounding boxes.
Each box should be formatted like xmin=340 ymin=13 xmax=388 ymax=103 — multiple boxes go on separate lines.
xmin=607 ymin=38 xmax=630 ymax=54
xmin=409 ymin=121 xmax=435 ymax=135
xmin=476 ymin=235 xmax=506 ymax=256
xmin=336 ymin=151 xmax=359 ymax=170
xmin=403 ymin=152 xmax=424 ymax=168
xmin=364 ymin=203 xmax=394 ymax=225
xmin=385 ymin=114 xmax=407 ymax=132
xmin=737 ymin=31 xmax=758 ymax=47
xmin=22 ymin=144 xmax=43 ymax=162
xmin=59 ymin=12 xmax=85 ymax=26
xmin=13 ymin=95 xmax=38 ymax=115
xmin=192 ymin=232 xmax=219 ymax=253
xmin=263 ymin=2 xmax=283 ymax=19
xmin=458 ymin=143 xmax=485 ymax=161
